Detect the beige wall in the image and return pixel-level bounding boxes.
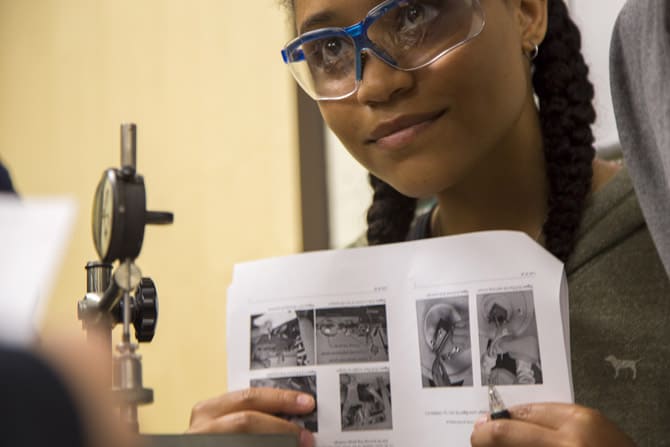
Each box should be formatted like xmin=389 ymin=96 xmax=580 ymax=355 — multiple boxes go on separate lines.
xmin=0 ymin=0 xmax=300 ymax=433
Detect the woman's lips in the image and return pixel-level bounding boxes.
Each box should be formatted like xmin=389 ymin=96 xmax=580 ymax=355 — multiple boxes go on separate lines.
xmin=367 ymin=109 xmax=446 ymax=150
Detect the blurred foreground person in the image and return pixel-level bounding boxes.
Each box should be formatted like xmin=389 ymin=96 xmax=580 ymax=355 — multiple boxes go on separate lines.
xmin=0 ymin=334 xmax=139 ymax=447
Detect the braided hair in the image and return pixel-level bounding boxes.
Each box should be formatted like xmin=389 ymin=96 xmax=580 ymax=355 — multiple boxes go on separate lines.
xmin=365 ymin=0 xmax=595 ymax=262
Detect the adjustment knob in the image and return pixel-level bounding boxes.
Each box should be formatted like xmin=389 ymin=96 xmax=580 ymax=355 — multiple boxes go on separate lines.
xmin=133 ymin=277 xmax=158 ymax=342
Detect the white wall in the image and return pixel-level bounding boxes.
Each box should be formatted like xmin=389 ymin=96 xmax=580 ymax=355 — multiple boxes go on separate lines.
xmin=326 ymin=0 xmax=628 ymax=248
xmin=325 ymin=127 xmax=371 ymax=248
xmin=568 ymin=0 xmax=628 ymax=148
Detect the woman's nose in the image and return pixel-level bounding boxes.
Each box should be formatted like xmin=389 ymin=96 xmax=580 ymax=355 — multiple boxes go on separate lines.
xmin=355 ymin=50 xmax=415 ymax=105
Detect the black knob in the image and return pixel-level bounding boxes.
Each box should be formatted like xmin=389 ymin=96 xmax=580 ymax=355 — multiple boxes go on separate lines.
xmin=133 ymin=277 xmax=158 ymax=342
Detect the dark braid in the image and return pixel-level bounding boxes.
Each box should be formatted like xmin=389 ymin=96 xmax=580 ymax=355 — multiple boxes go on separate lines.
xmin=366 ymin=0 xmax=596 ymax=262
xmin=366 ymin=174 xmax=416 ymax=245
xmin=534 ymin=0 xmax=596 ymax=262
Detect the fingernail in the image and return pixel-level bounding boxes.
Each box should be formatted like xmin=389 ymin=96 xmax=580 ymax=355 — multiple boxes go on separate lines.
xmin=300 ymin=429 xmax=315 ymax=447
xmin=297 ymin=394 xmax=314 ymax=409
xmin=474 ymin=414 xmax=488 ymax=427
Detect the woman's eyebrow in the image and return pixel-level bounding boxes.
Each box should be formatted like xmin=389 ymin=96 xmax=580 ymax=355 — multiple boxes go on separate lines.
xmin=299 ymin=10 xmax=337 ymax=34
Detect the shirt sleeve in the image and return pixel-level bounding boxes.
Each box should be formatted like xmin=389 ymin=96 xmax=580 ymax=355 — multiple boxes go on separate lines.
xmin=0 ymin=345 xmax=86 ymax=447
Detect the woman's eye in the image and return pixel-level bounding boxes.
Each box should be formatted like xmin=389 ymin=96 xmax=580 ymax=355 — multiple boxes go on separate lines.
xmin=324 ymin=38 xmax=343 ymax=57
xmin=397 ymin=1 xmax=439 ymax=29
xmin=305 ymin=37 xmax=352 ymax=75
xmin=307 ymin=38 xmax=346 ymax=64
xmin=404 ymin=4 xmax=424 ymax=24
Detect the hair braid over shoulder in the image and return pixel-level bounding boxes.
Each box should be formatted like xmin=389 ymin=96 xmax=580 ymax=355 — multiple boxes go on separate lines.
xmin=534 ymin=0 xmax=596 ymax=262
xmin=366 ymin=174 xmax=417 ymax=245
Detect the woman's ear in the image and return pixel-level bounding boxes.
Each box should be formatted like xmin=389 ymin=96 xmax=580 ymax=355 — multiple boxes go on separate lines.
xmin=515 ymin=0 xmax=549 ymax=53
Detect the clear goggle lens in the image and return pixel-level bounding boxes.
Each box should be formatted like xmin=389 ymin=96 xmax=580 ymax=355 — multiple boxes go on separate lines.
xmin=283 ymin=0 xmax=485 ymax=100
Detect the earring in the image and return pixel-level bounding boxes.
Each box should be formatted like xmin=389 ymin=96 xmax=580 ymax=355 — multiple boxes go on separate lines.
xmin=526 ymin=44 xmax=539 ymax=61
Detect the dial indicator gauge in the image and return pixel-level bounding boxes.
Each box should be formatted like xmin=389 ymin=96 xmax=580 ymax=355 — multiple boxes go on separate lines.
xmin=92 ymin=170 xmax=116 ymax=261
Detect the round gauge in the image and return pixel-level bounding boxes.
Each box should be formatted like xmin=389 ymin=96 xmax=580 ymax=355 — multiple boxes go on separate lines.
xmin=92 ymin=170 xmax=116 ymax=261
xmin=91 ymin=163 xmax=169 ymax=263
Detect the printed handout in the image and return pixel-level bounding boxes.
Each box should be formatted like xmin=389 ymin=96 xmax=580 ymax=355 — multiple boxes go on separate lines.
xmin=227 ymin=231 xmax=571 ymax=447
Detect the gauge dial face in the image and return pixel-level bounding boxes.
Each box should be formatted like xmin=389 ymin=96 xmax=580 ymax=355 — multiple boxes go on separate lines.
xmin=92 ymin=171 xmax=115 ymax=260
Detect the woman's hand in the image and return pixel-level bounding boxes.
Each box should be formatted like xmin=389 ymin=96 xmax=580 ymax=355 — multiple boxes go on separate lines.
xmin=471 ymin=402 xmax=636 ymax=447
xmin=188 ymin=387 xmax=316 ymax=447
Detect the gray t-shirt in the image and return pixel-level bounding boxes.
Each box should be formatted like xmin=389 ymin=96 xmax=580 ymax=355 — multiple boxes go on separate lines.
xmin=567 ymin=167 xmax=670 ymax=446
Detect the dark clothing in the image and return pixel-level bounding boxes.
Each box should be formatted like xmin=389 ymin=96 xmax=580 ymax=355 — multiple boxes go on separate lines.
xmin=0 ymin=162 xmax=15 ymax=193
xmin=0 ymin=346 xmax=85 ymax=447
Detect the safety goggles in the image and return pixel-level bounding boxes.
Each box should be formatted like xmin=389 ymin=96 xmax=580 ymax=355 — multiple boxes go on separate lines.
xmin=281 ymin=0 xmax=485 ymax=101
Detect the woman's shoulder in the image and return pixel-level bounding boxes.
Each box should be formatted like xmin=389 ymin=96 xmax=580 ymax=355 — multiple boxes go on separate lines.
xmin=566 ymin=160 xmax=652 ymax=276
xmin=577 ymin=159 xmax=634 ymax=228
xmin=590 ymin=158 xmax=623 ymax=194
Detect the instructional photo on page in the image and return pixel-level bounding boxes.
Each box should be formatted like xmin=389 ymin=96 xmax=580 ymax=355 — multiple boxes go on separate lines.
xmin=228 ymin=232 xmax=574 ymax=447
xmin=339 ymin=371 xmax=393 ymax=432
xmin=477 ymin=289 xmax=543 ymax=385
xmin=251 ymin=374 xmax=318 ymax=432
xmin=416 ymin=295 xmax=473 ymax=387
xmin=250 ymin=309 xmax=315 ymax=369
xmin=315 ymin=304 xmax=389 ymax=365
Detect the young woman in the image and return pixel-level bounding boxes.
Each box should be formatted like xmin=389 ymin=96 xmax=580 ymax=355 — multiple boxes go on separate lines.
xmin=189 ymin=1 xmax=670 ymax=445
